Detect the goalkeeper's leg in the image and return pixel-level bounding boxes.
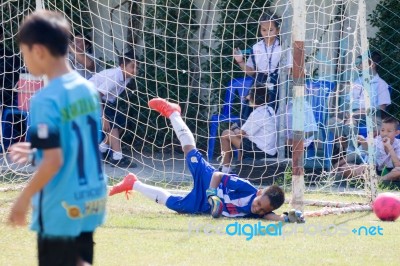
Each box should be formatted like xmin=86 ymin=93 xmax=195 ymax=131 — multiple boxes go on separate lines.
xmin=148 ymin=98 xmax=196 ymax=155
xmin=134 ymin=181 xmax=172 ymax=205
xmin=109 ymin=173 xmax=171 ymax=204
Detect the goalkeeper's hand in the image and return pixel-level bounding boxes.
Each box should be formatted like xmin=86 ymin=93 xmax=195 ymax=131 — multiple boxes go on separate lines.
xmin=206 ymin=188 xmax=224 ymax=218
xmin=283 ymin=209 xmax=305 ymax=223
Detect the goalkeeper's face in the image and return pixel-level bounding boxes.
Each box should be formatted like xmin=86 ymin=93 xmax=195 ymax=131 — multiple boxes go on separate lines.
xmin=251 ymin=194 xmax=273 ymax=216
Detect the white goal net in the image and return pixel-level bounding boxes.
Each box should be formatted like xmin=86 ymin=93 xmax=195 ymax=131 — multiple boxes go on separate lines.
xmin=1 ymin=0 xmax=400 ymax=213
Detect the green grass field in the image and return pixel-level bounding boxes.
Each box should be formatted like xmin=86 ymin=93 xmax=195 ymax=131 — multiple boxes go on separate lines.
xmin=1 ymin=190 xmax=399 ymax=266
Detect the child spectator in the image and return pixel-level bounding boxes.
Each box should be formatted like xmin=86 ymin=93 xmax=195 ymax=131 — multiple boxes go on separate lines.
xmin=233 ymin=12 xmax=292 ymax=111
xmin=351 ymin=51 xmax=391 ymax=112
xmin=335 ymin=117 xmax=400 ymax=181
xmin=285 ymin=98 xmax=318 ymax=154
xmin=219 ymin=84 xmax=277 ymax=174
xmin=7 ymin=10 xmax=107 ymax=266
xmin=109 ymin=97 xmax=304 ymax=223
xmin=329 ymin=51 xmax=391 ymax=156
xmin=68 ymin=32 xmax=96 ymax=79
xmin=89 ymin=52 xmax=137 ymax=168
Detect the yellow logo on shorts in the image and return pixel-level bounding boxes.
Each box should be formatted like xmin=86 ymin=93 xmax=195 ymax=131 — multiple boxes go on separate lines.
xmin=191 ymin=156 xmax=198 ymax=163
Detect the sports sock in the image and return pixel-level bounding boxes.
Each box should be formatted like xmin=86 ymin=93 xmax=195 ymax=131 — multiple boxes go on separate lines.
xmin=112 ymin=151 xmax=123 ymax=160
xmin=221 ymin=166 xmax=232 ymax=174
xmin=169 ymin=112 xmax=196 ymax=147
xmin=133 ymin=181 xmax=171 ymax=205
xmin=99 ymin=142 xmax=109 ymax=153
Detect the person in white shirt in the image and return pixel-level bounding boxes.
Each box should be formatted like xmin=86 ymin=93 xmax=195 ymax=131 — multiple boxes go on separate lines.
xmin=347 ymin=52 xmax=391 ymax=132
xmin=219 ymin=84 xmax=277 ymax=174
xmin=329 ymin=51 xmax=392 ymax=157
xmin=89 ymin=52 xmax=137 ymax=168
xmin=335 ymin=117 xmax=400 ymax=181
xmin=233 ymin=13 xmax=292 ymax=111
xmin=349 ymin=51 xmax=391 ymax=112
xmin=285 ymin=99 xmax=318 ymax=150
xmin=68 ymin=32 xmax=96 ymax=79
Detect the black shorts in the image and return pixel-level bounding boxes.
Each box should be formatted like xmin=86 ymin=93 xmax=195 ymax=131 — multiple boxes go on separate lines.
xmin=241 ymin=138 xmax=276 ymax=160
xmin=38 ymin=232 xmax=94 ymax=266
xmin=104 ymin=101 xmax=126 ymax=129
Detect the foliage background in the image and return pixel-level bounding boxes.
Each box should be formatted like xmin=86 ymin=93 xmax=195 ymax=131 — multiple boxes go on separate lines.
xmin=368 ymin=0 xmax=400 ymax=120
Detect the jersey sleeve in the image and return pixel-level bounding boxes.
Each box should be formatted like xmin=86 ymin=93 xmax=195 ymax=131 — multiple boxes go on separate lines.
xmin=241 ymin=109 xmax=261 ymax=136
xmin=241 ymin=107 xmax=272 ymax=136
xmin=220 ymin=174 xmax=257 ymax=195
xmin=29 ymin=96 xmax=60 ymax=150
xmin=377 ymin=81 xmax=391 ymax=106
xmin=89 ymin=70 xmax=112 ymax=97
xmin=245 ymin=43 xmax=257 ymax=70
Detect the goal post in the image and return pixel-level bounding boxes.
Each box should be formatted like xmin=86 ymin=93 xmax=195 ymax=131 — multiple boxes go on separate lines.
xmin=357 ymin=0 xmax=378 ymax=203
xmin=35 ymin=0 xmax=43 ymax=10
xmin=290 ymin=0 xmax=306 ymax=211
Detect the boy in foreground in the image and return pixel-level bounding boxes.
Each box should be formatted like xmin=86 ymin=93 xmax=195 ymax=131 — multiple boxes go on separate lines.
xmin=110 ymin=98 xmax=304 ymax=222
xmin=7 ymin=10 xmax=107 ymax=266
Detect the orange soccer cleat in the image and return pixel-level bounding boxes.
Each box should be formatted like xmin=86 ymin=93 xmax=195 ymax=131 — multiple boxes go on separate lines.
xmin=109 ymin=173 xmax=138 ymax=198
xmin=148 ymin=98 xmax=181 ymax=118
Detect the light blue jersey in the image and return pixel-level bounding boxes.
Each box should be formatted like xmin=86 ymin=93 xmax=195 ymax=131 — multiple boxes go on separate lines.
xmin=29 ymin=71 xmax=107 ymax=237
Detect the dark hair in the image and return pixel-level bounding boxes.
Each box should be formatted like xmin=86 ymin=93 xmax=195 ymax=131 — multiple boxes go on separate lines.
xmin=356 ymin=51 xmax=382 ymax=71
xmin=262 ymin=185 xmax=285 ymax=210
xmin=118 ymin=51 xmax=137 ymax=66
xmin=72 ymin=31 xmax=93 ymax=53
xmin=16 ymin=10 xmax=71 ymax=57
xmin=370 ymin=50 xmax=382 ymax=72
xmin=370 ymin=51 xmax=382 ymax=65
xmin=259 ymin=13 xmax=281 ymax=29
xmin=249 ymin=83 xmax=268 ymax=106
xmin=258 ymin=13 xmax=281 ymax=41
xmin=382 ymin=116 xmax=400 ymax=129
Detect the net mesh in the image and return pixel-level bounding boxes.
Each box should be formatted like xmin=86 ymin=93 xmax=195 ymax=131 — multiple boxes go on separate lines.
xmin=1 ymin=0 xmax=399 ymax=209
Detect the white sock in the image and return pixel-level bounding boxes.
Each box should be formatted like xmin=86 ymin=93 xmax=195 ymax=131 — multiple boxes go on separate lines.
xmin=113 ymin=151 xmax=123 ymax=160
xmin=99 ymin=142 xmax=109 ymax=153
xmin=169 ymin=112 xmax=195 ymax=147
xmin=221 ymin=166 xmax=232 ymax=173
xmin=133 ymin=181 xmax=171 ymax=205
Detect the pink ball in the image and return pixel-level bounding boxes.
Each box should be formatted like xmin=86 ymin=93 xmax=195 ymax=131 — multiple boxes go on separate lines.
xmin=372 ymin=193 xmax=400 ymax=221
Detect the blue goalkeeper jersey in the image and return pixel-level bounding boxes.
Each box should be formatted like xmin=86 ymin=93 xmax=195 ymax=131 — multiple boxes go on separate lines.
xmin=217 ymin=175 xmax=262 ymax=218
xmin=29 ymin=71 xmax=107 ymax=237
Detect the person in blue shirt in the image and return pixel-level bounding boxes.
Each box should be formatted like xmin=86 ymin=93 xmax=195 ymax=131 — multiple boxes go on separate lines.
xmin=109 ymin=97 xmax=304 ymax=223
xmin=7 ymin=10 xmax=107 ymax=266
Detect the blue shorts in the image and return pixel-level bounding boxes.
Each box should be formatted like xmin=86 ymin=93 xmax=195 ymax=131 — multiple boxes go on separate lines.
xmin=166 ymin=149 xmax=215 ymax=214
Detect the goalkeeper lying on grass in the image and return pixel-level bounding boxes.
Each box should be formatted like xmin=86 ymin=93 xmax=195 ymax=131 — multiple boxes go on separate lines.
xmin=109 ymin=98 xmax=305 ymax=223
